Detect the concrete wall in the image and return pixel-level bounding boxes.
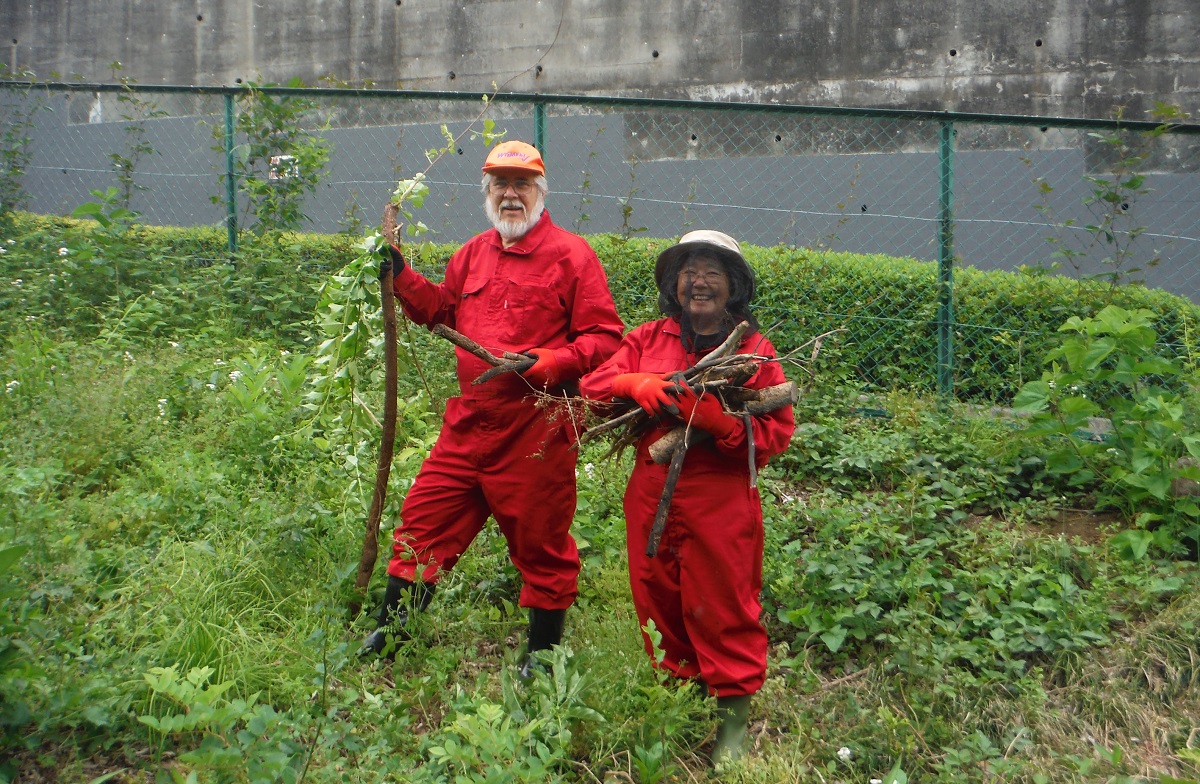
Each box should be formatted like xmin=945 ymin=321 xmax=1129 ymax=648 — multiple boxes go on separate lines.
xmin=4 ymin=0 xmax=1199 ymax=121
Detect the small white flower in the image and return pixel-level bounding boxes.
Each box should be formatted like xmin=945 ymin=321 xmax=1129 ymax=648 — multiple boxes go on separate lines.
xmin=0 ymin=247 xmax=6 ymax=254
xmin=584 ymin=462 xmax=595 ymax=479
xmin=206 ymin=383 xmax=217 ymax=390
xmin=24 ymin=315 xmax=35 ymax=322
xmin=214 ymin=359 xmax=226 ymax=366
xmin=280 ymin=349 xmax=290 ymax=356
xmin=123 ymin=351 xmax=135 ymax=364
xmin=4 ymin=380 xmax=18 ymax=393
xmin=837 ymin=747 xmax=852 ymax=762
xmin=168 ymin=341 xmax=179 ymax=349
xmin=5 ymin=239 xmax=14 ymax=244
xmin=871 ymin=779 xmax=883 ymax=784
xmin=157 ymin=398 xmax=168 ymax=418
xmin=58 ymin=247 xmax=69 ymax=256
xmin=229 ymin=370 xmax=244 ymax=383
xmin=12 ymin=279 xmax=21 ymax=287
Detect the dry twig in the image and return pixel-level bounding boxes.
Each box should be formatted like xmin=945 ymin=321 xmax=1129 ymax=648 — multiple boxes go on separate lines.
xmin=429 ymin=323 xmax=535 ymax=384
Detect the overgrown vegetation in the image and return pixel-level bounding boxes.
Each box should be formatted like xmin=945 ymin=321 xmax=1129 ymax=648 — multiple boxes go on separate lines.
xmin=215 ymin=78 xmax=332 ymax=237
xmin=0 ymin=66 xmax=48 ymax=218
xmin=1 ymin=210 xmax=1198 ymax=783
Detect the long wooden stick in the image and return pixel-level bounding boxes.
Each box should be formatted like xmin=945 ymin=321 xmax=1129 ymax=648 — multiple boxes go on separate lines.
xmin=351 ymin=267 xmax=399 ymax=618
xmin=431 ymin=324 xmax=508 ymax=366
xmin=646 ymin=437 xmax=689 ymax=558
xmin=429 ymin=323 xmax=534 ymax=384
xmin=472 ymin=356 xmax=536 ymax=385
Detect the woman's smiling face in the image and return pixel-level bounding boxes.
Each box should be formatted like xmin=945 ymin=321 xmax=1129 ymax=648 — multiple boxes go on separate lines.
xmin=676 ymin=254 xmax=730 ymax=334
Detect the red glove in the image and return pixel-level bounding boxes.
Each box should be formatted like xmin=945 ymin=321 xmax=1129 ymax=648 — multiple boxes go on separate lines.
xmin=611 ymin=373 xmax=680 ymax=416
xmin=521 ymin=348 xmax=561 ymax=387
xmin=674 ymin=388 xmax=735 ymax=438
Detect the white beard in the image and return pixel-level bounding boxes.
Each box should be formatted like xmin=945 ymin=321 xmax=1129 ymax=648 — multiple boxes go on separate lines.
xmin=485 ymin=195 xmax=545 ymax=242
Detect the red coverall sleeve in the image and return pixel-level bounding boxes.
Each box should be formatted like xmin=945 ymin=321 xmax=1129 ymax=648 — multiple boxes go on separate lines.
xmin=390 ymin=250 xmax=467 ymax=328
xmin=546 ymin=251 xmax=625 ymax=380
xmin=708 ymin=335 xmax=795 ymax=468
xmin=578 ymin=328 xmax=650 ymax=403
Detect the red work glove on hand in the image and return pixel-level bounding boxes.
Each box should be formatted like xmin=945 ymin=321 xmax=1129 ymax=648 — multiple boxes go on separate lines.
xmin=674 ymin=388 xmax=735 ymax=438
xmin=611 ymin=373 xmax=680 ymax=417
xmin=521 ymin=348 xmax=561 ymax=387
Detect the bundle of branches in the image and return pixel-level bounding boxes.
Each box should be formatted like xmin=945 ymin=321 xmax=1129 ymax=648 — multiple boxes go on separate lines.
xmin=577 ymin=321 xmax=826 ymax=557
xmin=578 ymin=321 xmax=797 ymax=456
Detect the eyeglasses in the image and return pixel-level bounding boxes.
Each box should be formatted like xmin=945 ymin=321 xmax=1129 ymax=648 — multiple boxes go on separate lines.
xmin=489 ymin=179 xmax=535 ymax=194
xmin=679 ymin=267 xmax=728 ymax=284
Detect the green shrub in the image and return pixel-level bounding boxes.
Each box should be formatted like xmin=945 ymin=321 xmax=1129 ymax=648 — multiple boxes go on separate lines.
xmin=3 ymin=212 xmax=1197 ymax=401
xmin=1013 ymin=304 xmax=1200 ymax=558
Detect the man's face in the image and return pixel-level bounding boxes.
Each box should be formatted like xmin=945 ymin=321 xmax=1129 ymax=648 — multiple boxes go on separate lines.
xmin=484 ymin=169 xmax=544 ymax=241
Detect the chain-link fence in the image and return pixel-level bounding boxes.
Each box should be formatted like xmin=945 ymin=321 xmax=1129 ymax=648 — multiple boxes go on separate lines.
xmin=3 ymin=82 xmax=1200 ymax=398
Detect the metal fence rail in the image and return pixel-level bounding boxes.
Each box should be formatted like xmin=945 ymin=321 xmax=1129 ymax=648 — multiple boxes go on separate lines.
xmin=3 ymin=81 xmax=1200 ymax=398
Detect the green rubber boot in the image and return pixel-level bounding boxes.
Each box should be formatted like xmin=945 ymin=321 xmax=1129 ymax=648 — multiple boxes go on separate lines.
xmin=712 ymin=694 xmax=752 ymax=766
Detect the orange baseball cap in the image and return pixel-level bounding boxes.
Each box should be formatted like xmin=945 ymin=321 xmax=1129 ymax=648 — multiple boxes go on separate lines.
xmin=481 ymin=141 xmax=545 ymax=176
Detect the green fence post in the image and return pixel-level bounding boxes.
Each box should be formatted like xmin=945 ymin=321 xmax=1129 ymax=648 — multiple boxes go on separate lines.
xmin=534 ymin=102 xmax=546 ymax=158
xmin=223 ymin=91 xmax=238 ymax=255
xmin=937 ymin=120 xmax=955 ymax=398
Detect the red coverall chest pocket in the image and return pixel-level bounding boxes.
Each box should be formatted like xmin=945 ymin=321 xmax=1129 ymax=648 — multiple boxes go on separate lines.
xmin=636 ymin=349 xmax=685 ymax=376
xmin=456 ymin=275 xmax=563 ymax=346
xmin=497 ymin=280 xmax=563 ymax=341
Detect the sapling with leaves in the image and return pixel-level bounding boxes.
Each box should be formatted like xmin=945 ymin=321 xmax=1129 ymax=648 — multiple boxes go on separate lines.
xmin=308 ymin=109 xmax=507 ymax=619
xmin=107 ymin=62 xmax=168 ymax=211
xmin=1033 ymin=102 xmax=1191 ymax=288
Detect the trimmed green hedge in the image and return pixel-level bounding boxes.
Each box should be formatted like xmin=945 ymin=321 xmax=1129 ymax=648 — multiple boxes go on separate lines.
xmin=3 ymin=212 xmax=1196 ymax=401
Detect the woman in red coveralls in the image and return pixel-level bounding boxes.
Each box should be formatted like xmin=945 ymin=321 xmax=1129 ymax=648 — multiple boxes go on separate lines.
xmin=579 ymin=230 xmax=794 ymax=765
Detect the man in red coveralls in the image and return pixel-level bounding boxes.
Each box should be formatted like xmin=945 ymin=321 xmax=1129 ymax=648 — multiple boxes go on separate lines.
xmin=579 ymin=230 xmax=794 ymax=765
xmin=361 ymin=141 xmax=625 ymax=673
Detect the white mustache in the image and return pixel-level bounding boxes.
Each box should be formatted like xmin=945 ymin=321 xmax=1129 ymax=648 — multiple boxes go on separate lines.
xmin=500 ymin=200 xmax=524 ymax=211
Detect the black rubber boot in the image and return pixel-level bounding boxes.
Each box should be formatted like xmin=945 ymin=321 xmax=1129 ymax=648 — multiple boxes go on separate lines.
xmin=711 ymin=694 xmax=752 ymax=766
xmin=358 ymin=576 xmax=434 ymax=659
xmin=518 ymin=607 xmax=566 ymax=679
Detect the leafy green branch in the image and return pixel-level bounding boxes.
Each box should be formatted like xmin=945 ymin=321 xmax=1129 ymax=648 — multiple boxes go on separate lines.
xmin=107 ymin=62 xmax=168 ymax=210
xmin=1013 ymin=304 xmax=1200 ymax=558
xmin=299 ymin=97 xmax=503 ymax=522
